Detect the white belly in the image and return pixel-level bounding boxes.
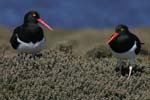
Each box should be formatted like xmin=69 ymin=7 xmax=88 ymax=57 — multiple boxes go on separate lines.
xmin=109 ymin=41 xmax=137 ymax=60
xmin=17 ymin=37 xmax=46 ymax=53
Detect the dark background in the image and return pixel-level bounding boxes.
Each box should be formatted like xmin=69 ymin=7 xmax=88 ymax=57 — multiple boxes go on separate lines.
xmin=0 ymin=0 xmax=150 ymax=29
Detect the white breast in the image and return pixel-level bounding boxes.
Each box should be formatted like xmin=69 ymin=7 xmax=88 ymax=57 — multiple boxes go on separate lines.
xmin=109 ymin=41 xmax=137 ymax=60
xmin=17 ymin=37 xmax=46 ymax=53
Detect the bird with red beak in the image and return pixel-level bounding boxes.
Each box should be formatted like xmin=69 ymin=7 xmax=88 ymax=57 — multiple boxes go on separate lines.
xmin=107 ymin=24 xmax=142 ymax=79
xmin=10 ymin=11 xmax=53 ymax=53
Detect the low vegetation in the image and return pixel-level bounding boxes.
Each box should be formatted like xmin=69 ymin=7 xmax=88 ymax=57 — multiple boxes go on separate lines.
xmin=0 ymin=28 xmax=149 ymax=99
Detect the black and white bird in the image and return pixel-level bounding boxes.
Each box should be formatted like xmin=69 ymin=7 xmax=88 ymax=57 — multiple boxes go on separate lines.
xmin=10 ymin=11 xmax=53 ymax=53
xmin=107 ymin=24 xmax=143 ymax=79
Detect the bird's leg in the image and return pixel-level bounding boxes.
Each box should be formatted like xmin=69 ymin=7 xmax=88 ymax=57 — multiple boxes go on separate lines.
xmin=128 ymin=66 xmax=133 ymax=80
xmin=31 ymin=53 xmax=43 ymax=58
xmin=116 ymin=59 xmax=123 ymax=75
xmin=127 ymin=58 xmax=135 ymax=79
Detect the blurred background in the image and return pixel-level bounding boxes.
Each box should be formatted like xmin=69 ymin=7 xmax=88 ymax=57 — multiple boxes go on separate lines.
xmin=0 ymin=0 xmax=150 ymax=56
xmin=0 ymin=0 xmax=150 ymax=29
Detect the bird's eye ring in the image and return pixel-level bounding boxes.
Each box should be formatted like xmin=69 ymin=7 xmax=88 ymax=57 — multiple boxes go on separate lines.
xmin=32 ymin=13 xmax=36 ymax=17
xmin=120 ymin=28 xmax=124 ymax=31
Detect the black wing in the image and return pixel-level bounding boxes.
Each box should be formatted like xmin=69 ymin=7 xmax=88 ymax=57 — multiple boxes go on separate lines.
xmin=10 ymin=26 xmax=21 ymax=49
xmin=131 ymin=33 xmax=141 ymax=54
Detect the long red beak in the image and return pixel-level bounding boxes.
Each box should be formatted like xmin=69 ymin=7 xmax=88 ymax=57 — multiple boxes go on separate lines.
xmin=37 ymin=18 xmax=53 ymax=31
xmin=107 ymin=32 xmax=119 ymax=44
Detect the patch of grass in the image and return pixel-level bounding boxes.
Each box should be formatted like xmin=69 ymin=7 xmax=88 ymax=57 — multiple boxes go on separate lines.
xmin=140 ymin=48 xmax=150 ymax=56
xmin=0 ymin=50 xmax=150 ymax=100
xmin=85 ymin=45 xmax=112 ymax=59
xmin=0 ymin=27 xmax=150 ymax=99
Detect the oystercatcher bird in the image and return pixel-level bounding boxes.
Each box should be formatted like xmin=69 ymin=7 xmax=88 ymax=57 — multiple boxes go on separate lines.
xmin=107 ymin=24 xmax=143 ymax=79
xmin=10 ymin=11 xmax=53 ymax=53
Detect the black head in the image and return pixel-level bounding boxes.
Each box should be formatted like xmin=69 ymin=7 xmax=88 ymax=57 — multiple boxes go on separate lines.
xmin=115 ymin=24 xmax=129 ymax=33
xmin=24 ymin=11 xmax=40 ymax=23
xmin=23 ymin=11 xmax=53 ymax=31
xmin=107 ymin=24 xmax=129 ymax=44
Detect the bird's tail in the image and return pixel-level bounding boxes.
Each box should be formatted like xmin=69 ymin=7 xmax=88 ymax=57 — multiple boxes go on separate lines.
xmin=141 ymin=43 xmax=145 ymax=45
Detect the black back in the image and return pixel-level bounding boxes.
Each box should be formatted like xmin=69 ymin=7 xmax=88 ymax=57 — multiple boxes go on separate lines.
xmin=109 ymin=25 xmax=141 ymax=54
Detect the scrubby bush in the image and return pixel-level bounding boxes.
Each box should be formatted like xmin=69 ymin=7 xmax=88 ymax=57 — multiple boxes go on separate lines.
xmin=0 ymin=50 xmax=149 ymax=100
xmin=85 ymin=45 xmax=112 ymax=59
